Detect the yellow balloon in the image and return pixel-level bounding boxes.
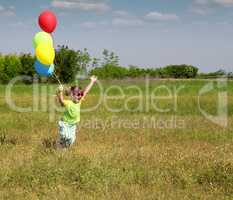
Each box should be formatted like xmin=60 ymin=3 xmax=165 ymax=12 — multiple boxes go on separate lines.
xmin=36 ymin=43 xmax=55 ymax=65
xmin=33 ymin=31 xmax=53 ymax=49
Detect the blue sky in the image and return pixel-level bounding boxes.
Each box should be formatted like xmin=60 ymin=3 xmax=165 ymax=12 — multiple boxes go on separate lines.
xmin=0 ymin=0 xmax=233 ymax=72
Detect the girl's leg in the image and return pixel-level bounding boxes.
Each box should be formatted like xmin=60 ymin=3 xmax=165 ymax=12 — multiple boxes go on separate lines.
xmin=69 ymin=124 xmax=77 ymax=145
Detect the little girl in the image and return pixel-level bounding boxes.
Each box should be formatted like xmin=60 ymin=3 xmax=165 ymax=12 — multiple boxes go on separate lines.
xmin=56 ymin=75 xmax=97 ymax=148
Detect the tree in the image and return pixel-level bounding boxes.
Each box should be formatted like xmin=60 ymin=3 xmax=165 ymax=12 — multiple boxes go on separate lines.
xmin=198 ymin=69 xmax=226 ymax=79
xmin=76 ymin=48 xmax=91 ymax=79
xmin=76 ymin=48 xmax=91 ymax=70
xmin=92 ymin=57 xmax=100 ymax=69
xmin=0 ymin=54 xmax=22 ymax=83
xmin=228 ymin=72 xmax=233 ymax=79
xmin=102 ymin=49 xmax=119 ymax=66
xmin=19 ymin=53 xmax=36 ymax=83
xmin=163 ymin=65 xmax=198 ymax=78
xmin=0 ymin=54 xmax=4 ymax=82
xmin=55 ymin=45 xmax=80 ymax=83
xmin=128 ymin=66 xmax=143 ymax=78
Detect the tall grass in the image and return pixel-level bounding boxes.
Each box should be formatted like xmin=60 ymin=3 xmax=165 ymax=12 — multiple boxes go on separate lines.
xmin=0 ymin=79 xmax=232 ymax=199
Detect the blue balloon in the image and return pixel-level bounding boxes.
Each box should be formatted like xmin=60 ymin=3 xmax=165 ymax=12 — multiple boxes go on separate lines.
xmin=35 ymin=60 xmax=54 ymax=77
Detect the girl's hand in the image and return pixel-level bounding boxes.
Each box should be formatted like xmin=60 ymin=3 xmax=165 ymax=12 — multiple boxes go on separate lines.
xmin=90 ymin=76 xmax=97 ymax=83
xmin=83 ymin=76 xmax=97 ymax=98
xmin=57 ymin=85 xmax=64 ymax=93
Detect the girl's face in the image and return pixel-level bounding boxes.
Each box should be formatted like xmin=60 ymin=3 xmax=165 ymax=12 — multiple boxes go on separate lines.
xmin=71 ymin=87 xmax=84 ymax=103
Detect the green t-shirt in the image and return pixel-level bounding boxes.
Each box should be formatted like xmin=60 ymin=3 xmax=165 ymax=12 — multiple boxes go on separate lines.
xmin=62 ymin=100 xmax=81 ymax=124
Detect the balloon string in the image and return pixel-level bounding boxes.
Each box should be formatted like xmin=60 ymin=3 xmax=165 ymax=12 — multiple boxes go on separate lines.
xmin=53 ymin=73 xmax=62 ymax=86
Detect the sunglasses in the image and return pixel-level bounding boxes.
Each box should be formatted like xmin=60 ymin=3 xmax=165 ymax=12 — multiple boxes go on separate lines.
xmin=70 ymin=86 xmax=84 ymax=97
xmin=77 ymin=91 xmax=84 ymax=97
xmin=71 ymin=90 xmax=84 ymax=97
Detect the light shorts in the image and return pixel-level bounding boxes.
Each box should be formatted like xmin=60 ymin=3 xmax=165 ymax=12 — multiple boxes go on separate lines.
xmin=58 ymin=120 xmax=77 ymax=147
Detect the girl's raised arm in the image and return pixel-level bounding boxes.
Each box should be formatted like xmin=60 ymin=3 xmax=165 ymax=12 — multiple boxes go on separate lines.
xmin=57 ymin=85 xmax=65 ymax=106
xmin=83 ymin=76 xmax=97 ymax=98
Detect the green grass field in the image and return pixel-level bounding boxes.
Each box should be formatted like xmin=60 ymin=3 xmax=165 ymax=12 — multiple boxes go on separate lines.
xmin=0 ymin=79 xmax=233 ymax=200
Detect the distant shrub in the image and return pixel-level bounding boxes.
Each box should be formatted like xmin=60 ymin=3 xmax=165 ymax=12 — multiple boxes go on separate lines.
xmin=0 ymin=54 xmax=22 ymax=83
xmin=19 ymin=53 xmax=36 ymax=83
xmin=2 ymin=46 xmax=231 ymax=83
xmin=55 ymin=45 xmax=81 ymax=83
xmin=163 ymin=65 xmax=199 ymax=78
xmin=90 ymin=64 xmax=128 ymax=79
xmin=198 ymin=70 xmax=226 ymax=79
xmin=90 ymin=64 xmax=199 ymax=79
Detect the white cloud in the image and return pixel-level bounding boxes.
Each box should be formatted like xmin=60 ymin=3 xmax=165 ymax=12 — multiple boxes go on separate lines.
xmin=191 ymin=0 xmax=233 ymax=15
xmin=191 ymin=0 xmax=214 ymax=15
xmin=112 ymin=18 xmax=144 ymax=27
xmin=113 ymin=10 xmax=129 ymax=17
xmin=214 ymin=0 xmax=233 ymax=6
xmin=190 ymin=6 xmax=213 ymax=15
xmin=9 ymin=21 xmax=25 ymax=28
xmin=81 ymin=20 xmax=109 ymax=29
xmin=0 ymin=5 xmax=15 ymax=17
xmin=0 ymin=5 xmax=4 ymax=12
xmin=145 ymin=12 xmax=179 ymax=21
xmin=2 ymin=10 xmax=15 ymax=17
xmin=9 ymin=6 xmax=15 ymax=10
xmin=51 ymin=0 xmax=111 ymax=13
xmin=194 ymin=0 xmax=210 ymax=5
xmin=192 ymin=21 xmax=209 ymax=25
xmin=216 ymin=21 xmax=229 ymax=25
xmin=194 ymin=0 xmax=233 ymax=6
xmin=39 ymin=4 xmax=50 ymax=10
xmin=81 ymin=21 xmax=97 ymax=29
xmin=99 ymin=21 xmax=108 ymax=26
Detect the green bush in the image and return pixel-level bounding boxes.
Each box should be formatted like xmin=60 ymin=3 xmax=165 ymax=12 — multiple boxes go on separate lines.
xmin=163 ymin=65 xmax=199 ymax=78
xmin=198 ymin=70 xmax=226 ymax=79
xmin=55 ymin=46 xmax=80 ymax=83
xmin=0 ymin=54 xmax=22 ymax=83
xmin=0 ymin=47 xmax=224 ymax=83
xmin=19 ymin=54 xmax=36 ymax=77
xmin=90 ymin=64 xmax=199 ymax=79
xmin=19 ymin=53 xmax=36 ymax=83
xmin=128 ymin=66 xmax=145 ymax=78
xmin=55 ymin=46 xmax=94 ymax=83
xmin=90 ymin=64 xmax=128 ymax=79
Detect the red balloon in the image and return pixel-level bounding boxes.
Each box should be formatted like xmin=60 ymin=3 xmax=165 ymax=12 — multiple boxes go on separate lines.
xmin=38 ymin=10 xmax=57 ymax=33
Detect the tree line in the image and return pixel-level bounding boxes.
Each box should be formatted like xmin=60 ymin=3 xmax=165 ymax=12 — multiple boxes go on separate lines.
xmin=0 ymin=46 xmax=230 ymax=84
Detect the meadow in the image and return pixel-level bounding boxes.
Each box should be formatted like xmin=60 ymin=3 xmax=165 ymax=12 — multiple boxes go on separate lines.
xmin=0 ymin=79 xmax=233 ymax=200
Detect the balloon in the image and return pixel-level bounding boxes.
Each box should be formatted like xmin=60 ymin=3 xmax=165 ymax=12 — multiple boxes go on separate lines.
xmin=33 ymin=31 xmax=53 ymax=49
xmin=35 ymin=60 xmax=54 ymax=77
xmin=36 ymin=43 xmax=55 ymax=65
xmin=38 ymin=10 xmax=57 ymax=33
